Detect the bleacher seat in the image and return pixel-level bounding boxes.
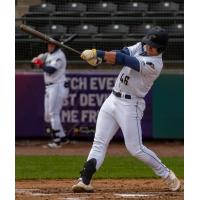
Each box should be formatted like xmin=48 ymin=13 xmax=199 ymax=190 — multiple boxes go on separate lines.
xmin=115 ymin=2 xmax=148 ymax=17
xmin=28 ymin=3 xmax=56 ymax=13
xmin=130 ymin=24 xmax=154 ymax=36
xmin=54 ymin=2 xmax=87 ymax=17
xmin=97 ymin=24 xmax=129 ymax=38
xmin=149 ymin=1 xmax=179 ymax=12
xmin=86 ymin=2 xmax=117 ymax=16
xmin=100 ymin=24 xmax=129 ymax=34
xmin=69 ymin=24 xmax=98 ymax=36
xmin=147 ymin=1 xmax=179 ymax=17
xmin=24 ymin=3 xmax=56 ymax=26
xmin=56 ymin=2 xmax=87 ymax=12
xmin=164 ymin=23 xmax=184 ymax=37
xmin=37 ymin=24 xmax=67 ymax=35
xmin=118 ymin=2 xmax=148 ymax=12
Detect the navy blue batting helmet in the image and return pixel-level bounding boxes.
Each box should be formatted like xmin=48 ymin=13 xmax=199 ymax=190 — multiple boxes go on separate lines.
xmin=142 ymin=26 xmax=168 ymax=51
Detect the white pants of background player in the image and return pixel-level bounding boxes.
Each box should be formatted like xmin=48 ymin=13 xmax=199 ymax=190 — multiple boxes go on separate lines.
xmin=44 ymin=82 xmax=69 ymax=138
xmin=87 ymin=93 xmax=170 ymax=178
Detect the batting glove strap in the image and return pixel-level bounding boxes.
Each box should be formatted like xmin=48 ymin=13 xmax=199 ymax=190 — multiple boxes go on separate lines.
xmin=97 ymin=50 xmax=117 ymax=64
xmin=96 ymin=50 xmax=105 ymax=58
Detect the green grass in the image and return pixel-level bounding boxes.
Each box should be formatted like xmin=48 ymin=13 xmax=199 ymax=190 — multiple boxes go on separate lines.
xmin=16 ymin=155 xmax=184 ymax=180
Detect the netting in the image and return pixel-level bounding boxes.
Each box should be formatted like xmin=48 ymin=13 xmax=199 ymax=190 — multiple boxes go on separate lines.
xmin=15 ymin=0 xmax=184 ymax=67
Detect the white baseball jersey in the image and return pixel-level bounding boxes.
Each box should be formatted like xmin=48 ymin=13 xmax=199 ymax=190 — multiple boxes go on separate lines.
xmin=113 ymin=42 xmax=163 ymax=98
xmin=43 ymin=48 xmax=69 ymax=139
xmin=44 ymin=49 xmax=67 ymax=84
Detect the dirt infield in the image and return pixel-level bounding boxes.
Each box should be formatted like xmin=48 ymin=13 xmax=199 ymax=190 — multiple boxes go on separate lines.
xmin=16 ymin=140 xmax=184 ymax=199
xmin=16 ymin=140 xmax=184 ymax=157
xmin=16 ymin=179 xmax=184 ymax=200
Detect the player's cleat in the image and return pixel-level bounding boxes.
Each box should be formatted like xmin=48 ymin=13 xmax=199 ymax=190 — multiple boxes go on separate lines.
xmin=47 ymin=136 xmax=70 ymax=148
xmin=72 ymin=178 xmax=94 ymax=193
xmin=163 ymin=170 xmax=181 ymax=191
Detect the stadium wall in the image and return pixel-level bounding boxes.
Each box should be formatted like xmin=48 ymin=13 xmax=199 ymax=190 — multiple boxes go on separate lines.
xmin=152 ymin=74 xmax=184 ymax=139
xmin=15 ymin=70 xmax=183 ymax=140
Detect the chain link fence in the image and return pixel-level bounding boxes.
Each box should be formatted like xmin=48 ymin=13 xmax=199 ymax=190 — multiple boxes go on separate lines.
xmin=15 ymin=0 xmax=184 ymax=68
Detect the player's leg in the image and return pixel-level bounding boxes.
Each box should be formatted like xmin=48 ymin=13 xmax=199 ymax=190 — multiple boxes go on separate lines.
xmin=48 ymin=84 xmax=64 ymax=137
xmin=54 ymin=83 xmax=69 ymax=137
xmin=87 ymin=110 xmax=119 ymax=170
xmin=44 ymin=88 xmax=50 ymax=123
xmin=124 ymin=118 xmax=180 ymax=191
xmin=119 ymin=100 xmax=170 ymax=178
xmin=72 ymin=97 xmax=119 ymax=192
xmin=119 ymin=100 xmax=180 ymax=191
xmin=48 ymin=83 xmax=69 ymax=147
xmin=123 ymin=118 xmax=170 ymax=178
xmin=44 ymin=87 xmax=53 ymax=135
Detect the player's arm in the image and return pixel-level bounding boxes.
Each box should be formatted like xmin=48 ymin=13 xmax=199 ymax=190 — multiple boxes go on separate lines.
xmin=31 ymin=54 xmax=63 ymax=74
xmin=31 ymin=53 xmax=47 ymax=69
xmin=43 ymin=58 xmax=63 ymax=74
xmin=97 ymin=50 xmax=140 ymax=72
xmin=42 ymin=65 xmax=57 ymax=74
xmin=31 ymin=59 xmax=57 ymax=74
xmin=81 ymin=49 xmax=140 ymax=72
xmin=112 ymin=47 xmax=130 ymax=55
xmin=99 ymin=51 xmax=158 ymax=76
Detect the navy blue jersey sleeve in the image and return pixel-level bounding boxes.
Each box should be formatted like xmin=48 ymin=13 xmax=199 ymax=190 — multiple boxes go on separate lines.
xmin=115 ymin=52 xmax=140 ymax=72
xmin=43 ymin=65 xmax=57 ymax=74
xmin=97 ymin=49 xmax=140 ymax=72
xmin=114 ymin=47 xmax=130 ymax=55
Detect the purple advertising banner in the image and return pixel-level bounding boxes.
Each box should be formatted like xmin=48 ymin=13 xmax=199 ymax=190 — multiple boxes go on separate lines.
xmin=16 ymin=71 xmax=152 ymax=140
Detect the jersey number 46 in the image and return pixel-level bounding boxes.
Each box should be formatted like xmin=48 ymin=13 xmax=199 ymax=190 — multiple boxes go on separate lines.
xmin=120 ymin=73 xmax=130 ymax=85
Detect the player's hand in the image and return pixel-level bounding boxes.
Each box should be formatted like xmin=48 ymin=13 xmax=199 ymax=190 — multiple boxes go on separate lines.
xmin=81 ymin=49 xmax=97 ymax=60
xmin=31 ymin=57 xmax=44 ymax=68
xmin=81 ymin=49 xmax=102 ymax=66
xmin=86 ymin=57 xmax=102 ymax=66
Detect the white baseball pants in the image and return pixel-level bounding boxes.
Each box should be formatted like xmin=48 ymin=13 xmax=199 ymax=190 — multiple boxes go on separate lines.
xmin=87 ymin=93 xmax=170 ymax=178
xmin=44 ymin=82 xmax=69 ymax=137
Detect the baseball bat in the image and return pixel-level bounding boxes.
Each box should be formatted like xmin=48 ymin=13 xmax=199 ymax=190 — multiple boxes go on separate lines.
xmin=19 ymin=24 xmax=81 ymax=55
xmin=62 ymin=33 xmax=77 ymax=44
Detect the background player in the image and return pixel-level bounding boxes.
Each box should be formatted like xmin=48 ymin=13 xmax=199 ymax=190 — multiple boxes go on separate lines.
xmin=72 ymin=26 xmax=181 ymax=192
xmin=31 ymin=35 xmax=70 ymax=148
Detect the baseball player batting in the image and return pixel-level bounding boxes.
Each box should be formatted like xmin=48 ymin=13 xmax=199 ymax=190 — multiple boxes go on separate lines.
xmin=31 ymin=35 xmax=70 ymax=148
xmin=72 ymin=26 xmax=181 ymax=192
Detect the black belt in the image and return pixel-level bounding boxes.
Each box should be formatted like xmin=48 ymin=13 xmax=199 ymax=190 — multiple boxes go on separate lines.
xmin=45 ymin=83 xmax=54 ymax=86
xmin=45 ymin=81 xmax=69 ymax=87
xmin=112 ymin=90 xmax=131 ymax=99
